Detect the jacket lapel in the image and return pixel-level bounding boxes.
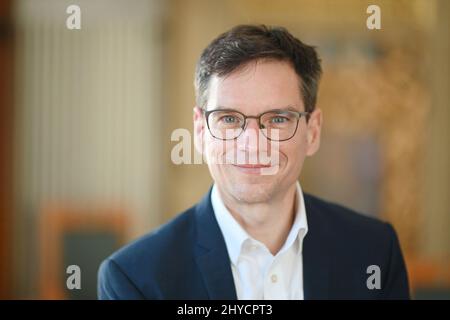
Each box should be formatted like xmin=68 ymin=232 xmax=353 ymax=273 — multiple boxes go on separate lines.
xmin=303 ymin=193 xmax=333 ymax=300
xmin=194 ymin=189 xmax=238 ymax=300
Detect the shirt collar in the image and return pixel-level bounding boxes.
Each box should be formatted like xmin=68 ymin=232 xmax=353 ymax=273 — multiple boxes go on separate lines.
xmin=211 ymin=181 xmax=308 ymax=266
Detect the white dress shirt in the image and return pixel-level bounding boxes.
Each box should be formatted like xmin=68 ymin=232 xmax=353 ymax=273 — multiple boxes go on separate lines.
xmin=211 ymin=182 xmax=308 ymax=300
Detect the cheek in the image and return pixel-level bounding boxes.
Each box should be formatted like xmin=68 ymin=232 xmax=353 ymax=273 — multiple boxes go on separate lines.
xmin=280 ymin=134 xmax=307 ymax=164
xmin=204 ymin=137 xmax=229 ymax=163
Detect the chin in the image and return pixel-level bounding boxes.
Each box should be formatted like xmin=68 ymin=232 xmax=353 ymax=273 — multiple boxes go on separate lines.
xmin=228 ymin=181 xmax=276 ymax=204
xmin=211 ymin=164 xmax=287 ymax=203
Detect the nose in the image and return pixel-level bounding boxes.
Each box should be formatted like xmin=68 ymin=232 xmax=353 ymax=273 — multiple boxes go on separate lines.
xmin=236 ymin=117 xmax=262 ymax=152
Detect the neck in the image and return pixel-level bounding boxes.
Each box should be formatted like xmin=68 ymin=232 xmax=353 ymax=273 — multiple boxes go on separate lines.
xmin=218 ymin=183 xmax=297 ymax=255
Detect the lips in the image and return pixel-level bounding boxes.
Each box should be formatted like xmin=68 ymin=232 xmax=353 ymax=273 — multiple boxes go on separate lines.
xmin=231 ymin=163 xmax=275 ymax=175
xmin=233 ymin=164 xmax=272 ymax=168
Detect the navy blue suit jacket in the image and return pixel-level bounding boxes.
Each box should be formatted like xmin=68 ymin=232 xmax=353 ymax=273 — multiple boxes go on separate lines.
xmin=98 ymin=188 xmax=410 ymax=299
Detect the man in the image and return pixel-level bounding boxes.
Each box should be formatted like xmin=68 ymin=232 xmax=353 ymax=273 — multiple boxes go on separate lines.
xmin=98 ymin=24 xmax=410 ymax=299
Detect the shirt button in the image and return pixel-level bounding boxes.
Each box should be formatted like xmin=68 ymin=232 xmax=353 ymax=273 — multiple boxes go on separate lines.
xmin=271 ymin=274 xmax=278 ymax=283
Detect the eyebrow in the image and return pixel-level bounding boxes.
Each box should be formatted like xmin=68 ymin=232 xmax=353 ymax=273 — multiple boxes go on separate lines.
xmin=209 ymin=105 xmax=302 ymax=113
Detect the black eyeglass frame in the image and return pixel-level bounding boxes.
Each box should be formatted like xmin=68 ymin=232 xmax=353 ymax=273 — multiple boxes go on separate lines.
xmin=202 ymin=108 xmax=310 ymax=141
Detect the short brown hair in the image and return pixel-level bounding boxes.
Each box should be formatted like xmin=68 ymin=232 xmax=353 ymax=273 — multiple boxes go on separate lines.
xmin=194 ymin=24 xmax=322 ymax=113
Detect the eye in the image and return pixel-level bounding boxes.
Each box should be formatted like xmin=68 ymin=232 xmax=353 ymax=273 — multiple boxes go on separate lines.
xmin=220 ymin=115 xmax=239 ymax=124
xmin=270 ymin=116 xmax=289 ymax=124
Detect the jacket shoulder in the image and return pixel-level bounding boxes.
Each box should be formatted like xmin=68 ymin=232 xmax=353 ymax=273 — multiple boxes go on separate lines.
xmin=304 ymin=192 xmax=392 ymax=237
xmin=114 ymin=205 xmax=196 ymax=258
xmin=104 ymin=205 xmax=198 ymax=282
xmin=303 ymin=192 xmax=399 ymax=262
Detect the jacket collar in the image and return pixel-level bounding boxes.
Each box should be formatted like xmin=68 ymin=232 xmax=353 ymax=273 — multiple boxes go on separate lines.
xmin=302 ymin=193 xmax=333 ymax=299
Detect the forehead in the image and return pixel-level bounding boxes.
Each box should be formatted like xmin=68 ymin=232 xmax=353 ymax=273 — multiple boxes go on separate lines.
xmin=206 ymin=59 xmax=304 ymax=113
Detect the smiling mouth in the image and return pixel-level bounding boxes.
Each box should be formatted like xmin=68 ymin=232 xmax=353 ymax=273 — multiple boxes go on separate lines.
xmin=231 ymin=163 xmax=275 ymax=175
xmin=232 ymin=164 xmax=272 ymax=168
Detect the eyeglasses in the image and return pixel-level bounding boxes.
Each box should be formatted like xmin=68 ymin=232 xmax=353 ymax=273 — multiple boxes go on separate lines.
xmin=203 ymin=108 xmax=309 ymax=141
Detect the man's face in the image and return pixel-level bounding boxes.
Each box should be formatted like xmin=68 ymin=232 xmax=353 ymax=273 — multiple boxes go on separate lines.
xmin=194 ymin=59 xmax=322 ymax=204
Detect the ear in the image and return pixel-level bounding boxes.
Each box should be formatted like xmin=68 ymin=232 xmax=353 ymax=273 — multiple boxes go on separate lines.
xmin=305 ymin=108 xmax=322 ymax=156
xmin=193 ymin=106 xmax=205 ymax=155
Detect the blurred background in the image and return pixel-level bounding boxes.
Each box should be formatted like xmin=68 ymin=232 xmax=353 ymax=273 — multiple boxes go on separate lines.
xmin=0 ymin=0 xmax=449 ymax=299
